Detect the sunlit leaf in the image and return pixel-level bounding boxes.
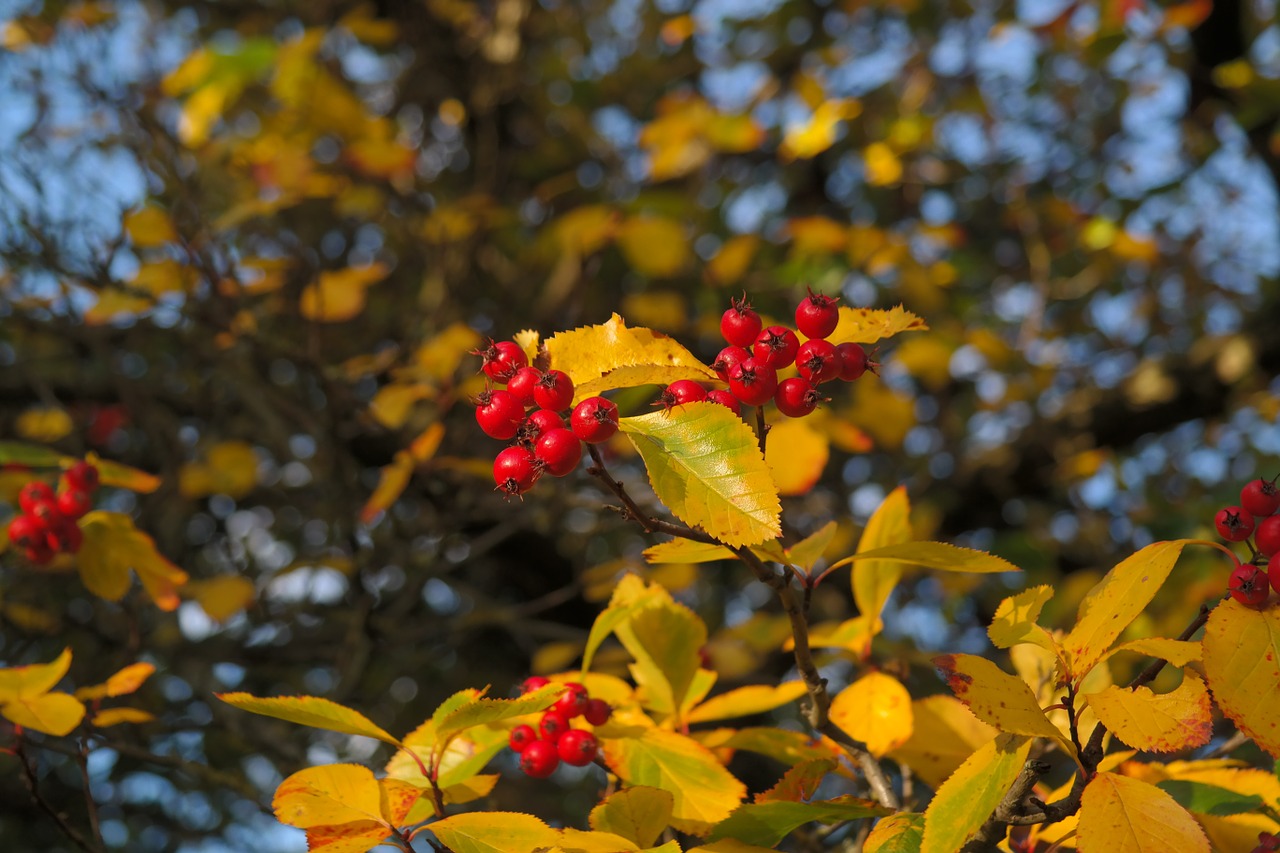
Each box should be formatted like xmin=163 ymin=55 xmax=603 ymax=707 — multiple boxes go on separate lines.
xmin=1077 ymin=772 xmax=1208 ymax=853
xmin=829 ymin=672 xmax=913 ymax=757
xmin=863 ymin=142 xmax=903 ymax=187
xmin=2 ymin=691 xmax=86 ymax=736
xmin=1085 ymin=672 xmax=1212 ymax=753
xmin=75 ymin=662 xmax=155 ymax=701
xmin=708 ymin=796 xmax=891 ymax=847
xmin=764 ymin=417 xmax=828 ymax=496
xmin=273 ymin=764 xmax=387 ymax=829
xmin=216 ymin=693 xmax=401 ymax=746
xmin=921 ymin=733 xmax=1032 ymax=853
xmin=705 ymin=235 xmax=759 ymax=287
xmin=0 ymin=647 xmax=72 ymax=702
xmin=178 ymin=441 xmax=258 ymax=500
xmin=1102 ymin=638 xmax=1201 ymax=668
xmin=642 ymin=539 xmax=735 ymax=565
xmin=887 ymin=695 xmax=996 ymax=789
xmin=988 ymin=585 xmax=1059 ymax=654
xmin=78 ymin=511 xmax=189 ymax=610
xmin=779 ymin=99 xmax=861 ymax=161
xmin=185 ymin=575 xmax=256 ymax=622
xmin=618 ymin=216 xmax=691 ymax=278
xmin=91 ymin=707 xmax=155 ymax=727
xmin=615 ymin=596 xmax=707 ymax=716
xmin=1202 ymin=597 xmax=1280 ymax=758
xmin=589 ymin=786 xmax=674 ymax=848
xmin=849 ymin=486 xmax=911 ymax=633
xmin=299 ymin=264 xmax=390 ymax=322
xmin=124 ymin=205 xmax=178 ymax=247
xmin=865 ymin=813 xmax=925 ymax=853
xmin=1156 ymin=779 xmax=1264 ymax=817
xmin=432 ymin=683 xmax=561 ymax=752
xmin=828 ymin=305 xmax=928 ymax=346
xmin=934 ymin=653 xmax=1072 ymax=749
xmin=686 ymin=682 xmax=806 ymax=725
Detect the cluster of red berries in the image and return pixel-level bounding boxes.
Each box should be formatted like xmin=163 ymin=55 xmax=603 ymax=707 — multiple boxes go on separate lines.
xmin=1214 ymin=476 xmax=1280 ymax=608
xmin=5 ymin=462 xmax=99 ymax=564
xmin=707 ymin=290 xmax=874 ymax=418
xmin=509 ymin=677 xmax=611 ymax=778
xmin=474 ymin=340 xmax=621 ymax=498
xmin=1254 ymin=832 xmax=1280 ymax=853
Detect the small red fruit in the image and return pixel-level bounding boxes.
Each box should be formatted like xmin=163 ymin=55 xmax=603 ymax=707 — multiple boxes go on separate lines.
xmin=493 ymin=446 xmax=539 ymax=497
xmin=63 ymin=461 xmax=100 ymax=494
xmin=7 ymin=514 xmax=40 ymax=550
xmin=475 ymin=390 xmax=526 ymax=441
xmin=509 ymin=724 xmax=537 ymax=753
xmin=1242 ymin=477 xmax=1280 ymax=518
xmin=520 ymin=676 xmax=550 ymax=694
xmin=517 ymin=409 xmax=565 ymax=446
xmin=1215 ymin=506 xmax=1255 ymax=542
xmin=583 ymin=698 xmax=612 ymax=726
xmin=1257 ymin=515 xmax=1280 ymax=558
xmin=519 ymin=740 xmax=560 ymax=778
xmin=775 ymin=378 xmax=824 ymax=418
xmin=705 ymin=390 xmax=742 ymax=416
xmin=29 ymin=500 xmax=64 ymax=533
xmin=539 ymin=710 xmax=572 ymax=741
xmin=795 ymin=339 xmax=841 ymax=384
xmin=57 ymin=489 xmax=92 ymax=520
xmin=23 ymin=543 xmax=55 ymax=565
xmin=712 ymin=346 xmax=751 ymax=383
xmin=475 ymin=339 xmax=528 ymax=382
xmin=506 ymin=367 xmax=543 ymax=407
xmin=553 ymin=682 xmax=590 ymax=718
xmin=656 ymin=380 xmax=707 ymax=410
xmin=534 ymin=370 xmax=575 ymax=412
xmin=728 ymin=358 xmax=778 ymax=407
xmin=1229 ymin=561 xmax=1269 ymax=608
xmin=535 ymin=429 xmax=583 ymax=477
xmin=556 ymin=729 xmax=599 ymax=766
xmin=18 ymin=481 xmax=56 ymax=515
xmin=752 ymin=326 xmax=800 ymax=369
xmin=836 ymin=342 xmax=869 ymax=381
xmin=570 ymin=397 xmax=619 ymax=444
xmin=794 ymin=288 xmax=840 ymax=339
xmin=47 ymin=522 xmax=83 ymax=554
xmin=720 ymin=294 xmax=762 ymax=348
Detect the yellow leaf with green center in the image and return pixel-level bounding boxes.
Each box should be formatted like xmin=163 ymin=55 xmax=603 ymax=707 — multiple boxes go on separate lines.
xmin=603 ymin=727 xmax=746 ymax=836
xmin=589 ymin=786 xmax=674 ymax=848
xmin=616 ymin=598 xmax=707 ymax=716
xmin=921 ymin=734 xmax=1032 ymax=853
xmin=829 ymin=672 xmax=913 ymax=757
xmin=1061 ymin=540 xmax=1191 ymax=683
xmin=1077 ymin=772 xmax=1209 ymax=852
xmin=865 ymin=813 xmax=925 ymax=853
xmin=1085 ymin=672 xmax=1213 ymax=753
xmin=216 ymin=692 xmax=400 ymax=746
xmin=1202 ymin=597 xmax=1280 ymax=758
xmin=619 ymin=403 xmax=780 ymax=548
xmin=77 ymin=511 xmax=189 ymax=610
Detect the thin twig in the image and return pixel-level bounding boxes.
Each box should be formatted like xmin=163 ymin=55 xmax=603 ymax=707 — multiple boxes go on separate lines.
xmin=16 ymin=737 xmax=101 ymax=853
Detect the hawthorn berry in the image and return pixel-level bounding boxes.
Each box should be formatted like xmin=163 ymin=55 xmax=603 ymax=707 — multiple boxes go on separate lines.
xmin=583 ymin=698 xmax=612 ymax=726
xmin=552 ymin=682 xmax=590 ymax=718
xmin=752 ymin=326 xmax=799 ymax=370
xmin=556 ymin=729 xmax=599 ymax=766
xmin=534 ymin=370 xmax=575 ymax=412
xmin=1229 ymin=561 xmax=1269 ymax=608
xmin=520 ymin=676 xmax=550 ymax=694
xmin=1254 ymin=832 xmax=1280 ymax=853
xmin=63 ymin=461 xmax=100 ymax=493
xmin=1256 ymin=515 xmax=1280 ymax=558
xmin=57 ymin=489 xmax=92 ymax=520
xmin=1242 ymin=477 xmax=1280 ymax=518
xmin=47 ymin=521 xmax=83 ymax=555
xmin=794 ymin=288 xmax=840 ymax=339
xmin=509 ymin=724 xmax=537 ymax=752
xmin=775 ymin=378 xmax=824 ymax=418
xmin=18 ymin=481 xmax=55 ymax=515
xmin=29 ymin=500 xmax=63 ymax=533
xmin=506 ymin=366 xmax=543 ymax=407
xmin=475 ymin=390 xmax=526 ymax=440
xmin=519 ymin=740 xmax=560 ymax=778
xmin=539 ymin=710 xmax=572 ymax=741
xmin=705 ymin=389 xmax=742 ymax=416
xmin=570 ymin=397 xmax=619 ymax=444
xmin=1215 ymin=506 xmax=1255 ymax=542
xmin=493 ymin=446 xmax=539 ymax=497
xmin=24 ymin=542 xmax=55 ymax=565
xmin=657 ymin=380 xmax=707 ymax=410
xmin=712 ymin=345 xmax=751 ymax=383
xmin=836 ymin=342 xmax=869 ymax=381
xmin=728 ymin=358 xmax=778 ymax=407
xmin=535 ymin=429 xmax=583 ymax=477
xmin=518 ymin=409 xmax=566 ymax=446
xmin=7 ymin=514 xmax=40 ymax=550
xmin=475 ymin=339 xmax=528 ymax=382
xmin=720 ymin=294 xmax=762 ymax=348
xmin=795 ymin=339 xmax=841 ymax=384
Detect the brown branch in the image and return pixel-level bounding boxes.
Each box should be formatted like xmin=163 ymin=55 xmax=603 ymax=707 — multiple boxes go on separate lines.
xmin=584 ymin=444 xmax=717 ymax=544
xmin=16 ymin=737 xmax=102 ymax=853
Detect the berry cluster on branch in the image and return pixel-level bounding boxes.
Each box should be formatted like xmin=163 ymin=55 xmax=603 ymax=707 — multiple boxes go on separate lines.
xmin=508 ymin=678 xmax=611 ymax=778
xmin=5 ymin=461 xmax=99 ymax=564
xmin=1214 ymin=475 xmax=1280 ymax=607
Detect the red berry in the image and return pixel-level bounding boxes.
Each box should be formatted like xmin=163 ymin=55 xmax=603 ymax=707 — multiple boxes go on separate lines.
xmin=509 ymin=724 xmax=537 ymax=753
xmin=570 ymin=397 xmax=619 ymax=444
xmin=752 ymin=326 xmax=799 ymax=369
xmin=1216 ymin=506 xmax=1255 ymax=542
xmin=63 ymin=461 xmax=100 ymax=494
xmin=775 ymin=378 xmax=824 ymax=418
xmin=520 ymin=676 xmax=550 ymax=694
xmin=506 ymin=367 xmax=543 ymax=407
xmin=1257 ymin=515 xmax=1280 ymax=558
xmin=519 ymin=739 xmax=560 ymax=778
xmin=794 ymin=288 xmax=840 ymax=339
xmin=534 ymin=370 xmax=575 ymax=412
xmin=535 ymin=429 xmax=583 ymax=477
xmin=517 ymin=409 xmax=565 ymax=446
xmin=6 ymin=514 xmax=40 ymax=550
xmin=553 ymin=683 xmax=590 ymax=718
xmin=56 ymin=490 xmax=92 ymax=520
xmin=493 ymin=446 xmax=539 ymax=497
xmin=29 ymin=500 xmax=65 ymax=533
xmin=836 ymin=342 xmax=869 ymax=381
xmin=18 ymin=481 xmax=55 ymax=515
xmin=23 ymin=543 xmax=55 ymax=565
xmin=539 ymin=710 xmax=571 ymax=741
xmin=705 ymin=390 xmax=742 ymax=416
xmin=728 ymin=358 xmax=778 ymax=407
xmin=656 ymin=380 xmax=707 ymax=410
xmin=712 ymin=345 xmax=751 ymax=383
xmin=557 ymin=729 xmax=599 ymax=766
xmin=475 ymin=339 xmax=528 ymax=382
xmin=720 ymin=294 xmax=762 ymax=348
xmin=47 ymin=521 xmax=83 ymax=554
xmin=475 ymin=390 xmax=526 ymax=441
xmin=1229 ymin=561 xmax=1269 ymax=608
xmin=583 ymin=698 xmax=612 ymax=726
xmin=795 ymin=339 xmax=841 ymax=384
xmin=1242 ymin=477 xmax=1280 ymax=518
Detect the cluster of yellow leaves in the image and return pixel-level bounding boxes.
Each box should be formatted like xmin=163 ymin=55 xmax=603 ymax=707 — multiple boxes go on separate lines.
xmin=178 ymin=441 xmax=258 ymax=500
xmin=638 ymin=93 xmax=764 ymax=182
xmin=0 ymin=649 xmax=154 ymax=736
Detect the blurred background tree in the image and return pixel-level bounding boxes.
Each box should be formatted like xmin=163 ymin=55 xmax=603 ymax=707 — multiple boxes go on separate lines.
xmin=0 ymin=0 xmax=1277 ymax=848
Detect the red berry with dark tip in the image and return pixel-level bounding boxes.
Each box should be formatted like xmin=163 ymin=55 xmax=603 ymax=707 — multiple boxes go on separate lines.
xmin=1229 ymin=561 xmax=1269 ymax=608
xmin=18 ymin=482 xmax=55 ymax=515
xmin=1216 ymin=506 xmax=1255 ymax=542
xmin=517 ymin=409 xmax=565 ymax=447
xmin=493 ymin=446 xmax=539 ymax=497
xmin=796 ymin=339 xmax=841 ymax=384
xmin=556 ymin=729 xmax=599 ymax=766
xmin=520 ymin=676 xmax=550 ymax=694
xmin=29 ymin=500 xmax=64 ymax=533
xmin=775 ymin=378 xmax=824 ymax=418
xmin=539 ymin=710 xmax=572 ymax=742
xmin=570 ymin=397 xmax=619 ymax=444
xmin=64 ymin=461 xmax=99 ymax=493
xmin=553 ymin=682 xmax=590 ymax=718
xmin=728 ymin=358 xmax=778 ymax=407
xmin=583 ymin=698 xmax=612 ymax=726
xmin=534 ymin=370 xmax=575 ymax=412
xmin=720 ymin=294 xmax=762 ymax=348
xmin=836 ymin=342 xmax=869 ymax=381
xmin=519 ymin=739 xmax=560 ymax=778
xmin=752 ymin=326 xmax=799 ymax=369
xmin=535 ymin=429 xmax=582 ymax=477
xmin=1257 ymin=515 xmax=1280 ymax=558
xmin=713 ymin=345 xmax=751 ymax=383
xmin=7 ymin=514 xmax=40 ymax=550
xmin=475 ymin=339 xmax=528 ymax=382
xmin=1242 ymin=477 xmax=1280 ymax=518
xmin=657 ymin=380 xmax=707 ymax=410
xmin=506 ymin=367 xmax=542 ymax=407
xmin=47 ymin=521 xmax=82 ymax=554
xmin=705 ymin=390 xmax=742 ymax=416
xmin=509 ymin=724 xmax=537 ymax=753
xmin=475 ymin=390 xmax=526 ymax=440
xmin=24 ymin=543 xmax=54 ymax=565
xmin=57 ymin=489 xmax=92 ymax=520
xmin=795 ymin=288 xmax=840 ymax=339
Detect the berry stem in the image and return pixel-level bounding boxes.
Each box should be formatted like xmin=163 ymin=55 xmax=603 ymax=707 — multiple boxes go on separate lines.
xmin=584 ymin=445 xmax=718 ymax=544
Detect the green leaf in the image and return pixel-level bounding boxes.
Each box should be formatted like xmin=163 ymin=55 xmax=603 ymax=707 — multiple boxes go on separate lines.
xmin=0 ymin=442 xmax=68 ymax=468
xmin=434 ymin=683 xmax=562 ymax=751
xmin=921 ymin=734 xmax=1032 ymax=853
xmin=619 ymin=403 xmax=781 ymax=548
xmin=709 ymin=796 xmax=893 ymax=847
xmin=582 ymin=574 xmax=668 ymax=674
xmin=589 ymin=786 xmax=675 ymax=848
xmin=865 ymin=813 xmax=925 ymax=853
xmin=1155 ymin=780 xmax=1265 ymax=816
xmin=430 ymin=812 xmax=560 ymax=853
xmin=216 ymin=693 xmax=401 ymax=746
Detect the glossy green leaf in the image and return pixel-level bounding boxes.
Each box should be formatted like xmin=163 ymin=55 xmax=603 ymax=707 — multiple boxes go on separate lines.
xmin=1156 ymin=780 xmax=1265 ymax=817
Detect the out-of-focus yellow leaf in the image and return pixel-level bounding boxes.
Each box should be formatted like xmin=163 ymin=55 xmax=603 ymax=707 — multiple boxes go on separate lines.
xmin=660 ymin=14 xmax=696 ymax=46
xmin=3 ymin=691 xmax=86 ymax=736
xmin=359 ymin=424 xmax=444 ymax=524
xmin=78 ymin=511 xmax=188 ymax=610
xmin=0 ymin=648 xmax=72 ymax=702
xmin=617 ymin=216 xmax=691 ymax=278
xmin=1111 ymin=230 xmax=1158 ymax=263
xmin=764 ymin=417 xmax=828 ymax=496
xmin=1085 ymin=672 xmax=1212 ymax=754
xmin=686 ymin=682 xmax=806 ymax=725
xmin=75 ymin=662 xmax=155 ymax=701
xmin=863 ymin=142 xmax=903 ymax=186
xmin=186 ymin=575 xmax=256 ymax=622
xmin=621 ymin=291 xmax=688 ymax=332
xmin=124 ymin=206 xmax=178 ymax=247
xmin=369 ymin=382 xmax=431 ymax=429
xmin=550 ymin=205 xmax=619 ymax=255
xmin=217 ymin=692 xmax=401 ymax=745
xmin=921 ymin=734 xmax=1031 ymax=853
xmin=345 ymin=134 xmax=416 ymax=182
xmin=786 ymin=216 xmax=848 ymax=256
xmin=415 ymin=323 xmax=482 ymax=380
xmin=299 ymin=263 xmax=390 ymax=322
xmin=829 ymin=672 xmax=913 ymax=757
xmin=86 ymin=454 xmax=161 ymax=493
xmin=705 ymin=235 xmax=759 ymax=287
xmin=1077 ymin=772 xmax=1208 ymax=853
xmin=1202 ymin=598 xmax=1280 ymax=758
xmin=845 ymin=380 xmax=915 ymax=449
xmin=179 ymin=441 xmax=258 ymax=499
xmin=892 ymin=336 xmax=954 ymax=391
xmin=829 ymin=305 xmax=928 ymax=346
xmin=15 ymin=407 xmax=73 ymax=442
xmin=780 ymin=100 xmax=861 ymax=161
xmin=91 ymin=707 xmax=155 ymax=727
xmin=888 ymin=695 xmax=995 ymax=789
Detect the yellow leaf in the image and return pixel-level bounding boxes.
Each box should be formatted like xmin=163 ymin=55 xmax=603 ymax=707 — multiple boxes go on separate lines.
xmin=642 ymin=539 xmax=735 ymax=565
xmin=1061 ymin=540 xmax=1191 ymax=683
xmin=621 ymin=291 xmax=688 ymax=333
xmin=603 ymin=727 xmax=746 ymax=836
xmin=360 ymin=452 xmax=414 ymax=524
xmin=369 ymin=382 xmax=431 ymax=429
xmin=780 ymin=99 xmax=861 ymax=161
xmin=888 ymin=695 xmax=995 ymax=789
xmin=124 ymin=205 xmax=177 ymax=247
xmin=1077 ymin=772 xmax=1208 ymax=853
xmin=216 ymin=693 xmax=401 ymax=746
xmin=549 ymin=205 xmax=620 ymax=255
xmin=273 ymin=764 xmax=388 ymax=829
xmin=617 ymin=216 xmax=691 ymax=278
xmin=187 ymin=575 xmax=256 ymax=622
xmin=829 ymin=305 xmax=928 ymax=346
xmin=764 ymin=418 xmax=828 ymax=496
xmin=863 ymin=142 xmax=903 ymax=187
xmin=616 ymin=597 xmax=708 ymax=716
xmin=414 ymin=322 xmax=482 ymax=380
xmin=179 ymin=440 xmax=258 ymax=499
xmin=988 ymin=585 xmax=1059 ymax=654
xmin=755 ymin=758 xmax=838 ymax=804
xmin=429 ymin=812 xmax=561 ymax=853
xmin=933 ymin=653 xmax=1072 ymax=749
xmin=1085 ymin=672 xmax=1212 ymax=754
xmin=829 ymin=672 xmax=913 ymax=757
xmin=785 ymin=216 xmax=848 ymax=256
xmin=704 ymin=235 xmax=759 ymax=287
xmin=15 ymin=407 xmax=73 ymax=442
xmin=686 ymin=682 xmax=807 ymax=725
xmin=86 ymin=454 xmax=161 ymax=493
xmin=1202 ymin=597 xmax=1280 ymax=757
xmin=865 ymin=813 xmax=924 ymax=853
xmin=77 ymin=511 xmax=188 ymax=610
xmin=921 ymin=734 xmax=1032 ymax=853
xmin=697 ymin=841 xmax=776 ymax=853
xmin=131 ymin=258 xmax=195 ymax=297
xmin=2 ymin=691 xmax=86 ymax=736
xmin=83 ymin=289 xmax=154 ymax=325
xmin=1102 ymin=638 xmax=1201 ymax=668
xmin=0 ymin=647 xmax=72 ymax=702
xmin=91 ymin=707 xmax=155 ymax=727
xmin=75 ymin=662 xmax=155 ymax=701
xmin=589 ymin=786 xmax=674 ymax=848
xmin=299 ymin=263 xmax=390 ymax=322
xmin=851 ymin=487 xmax=911 ymax=633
